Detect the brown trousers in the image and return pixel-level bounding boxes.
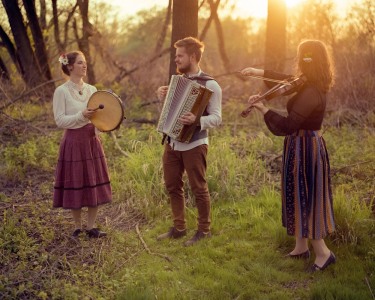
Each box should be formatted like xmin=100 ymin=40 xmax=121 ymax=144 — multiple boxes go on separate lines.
xmin=162 ymin=144 xmax=211 ymax=232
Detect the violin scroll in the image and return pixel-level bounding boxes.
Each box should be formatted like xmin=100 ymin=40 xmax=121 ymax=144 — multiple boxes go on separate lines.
xmin=240 ymin=106 xmax=252 ymax=118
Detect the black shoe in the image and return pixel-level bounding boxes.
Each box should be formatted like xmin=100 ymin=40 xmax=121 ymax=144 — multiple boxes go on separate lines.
xmin=308 ymin=252 xmax=336 ymax=272
xmin=72 ymin=229 xmax=82 ymax=237
xmin=157 ymin=227 xmax=187 ymax=241
xmin=286 ymin=249 xmax=310 ymax=260
xmin=184 ymin=230 xmax=211 ymax=247
xmin=86 ymin=228 xmax=107 ymax=238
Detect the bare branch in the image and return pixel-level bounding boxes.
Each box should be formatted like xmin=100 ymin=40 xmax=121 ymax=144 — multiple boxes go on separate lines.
xmin=110 ymin=131 xmax=130 ymax=157
xmin=114 ymin=47 xmax=171 ymax=83
xmin=199 ymin=0 xmax=220 ymax=41
xmin=0 ymin=78 xmax=64 ymax=111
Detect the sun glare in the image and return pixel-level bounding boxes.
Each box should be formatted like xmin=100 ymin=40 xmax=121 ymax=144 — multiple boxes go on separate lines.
xmin=100 ymin=0 xmax=351 ymax=19
xmin=228 ymin=0 xmax=307 ymax=19
xmin=285 ymin=0 xmax=304 ymax=8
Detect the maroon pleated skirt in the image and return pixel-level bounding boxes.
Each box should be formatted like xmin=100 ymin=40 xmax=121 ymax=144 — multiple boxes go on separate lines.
xmin=53 ymin=124 xmax=112 ymax=209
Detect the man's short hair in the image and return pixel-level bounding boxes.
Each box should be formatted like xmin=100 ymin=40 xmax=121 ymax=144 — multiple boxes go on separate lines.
xmin=174 ymin=37 xmax=205 ymax=62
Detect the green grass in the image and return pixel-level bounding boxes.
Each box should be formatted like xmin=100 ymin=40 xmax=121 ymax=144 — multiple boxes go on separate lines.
xmin=112 ymin=185 xmax=373 ymax=300
xmin=1 ymin=112 xmax=374 ymax=299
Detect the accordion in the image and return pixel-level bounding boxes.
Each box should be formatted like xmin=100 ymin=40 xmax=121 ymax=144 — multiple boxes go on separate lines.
xmin=157 ymin=75 xmax=213 ymax=143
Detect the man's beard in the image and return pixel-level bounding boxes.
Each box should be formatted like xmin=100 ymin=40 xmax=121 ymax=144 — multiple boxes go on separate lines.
xmin=176 ymin=64 xmax=191 ymax=74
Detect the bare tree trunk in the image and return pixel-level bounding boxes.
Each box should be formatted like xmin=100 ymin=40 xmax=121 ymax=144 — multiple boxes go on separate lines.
xmin=39 ymin=0 xmax=47 ymax=31
xmin=155 ymin=0 xmax=172 ymax=53
xmin=51 ymin=0 xmax=63 ymax=53
xmin=23 ymin=0 xmax=52 ymax=80
xmin=265 ymin=0 xmax=286 ymax=71
xmin=76 ymin=0 xmax=96 ymax=84
xmin=207 ymin=0 xmax=231 ymax=71
xmin=1 ymin=0 xmax=44 ymax=87
xmin=51 ymin=0 xmax=78 ymax=53
xmin=0 ymin=25 xmax=23 ymax=75
xmin=0 ymin=55 xmax=10 ymax=81
xmin=199 ymin=0 xmax=220 ymax=41
xmin=169 ymin=0 xmax=198 ymax=79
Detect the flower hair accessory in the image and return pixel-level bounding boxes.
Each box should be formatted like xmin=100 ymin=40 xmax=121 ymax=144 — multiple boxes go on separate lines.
xmin=302 ymin=52 xmax=313 ymax=63
xmin=58 ymin=54 xmax=69 ymax=65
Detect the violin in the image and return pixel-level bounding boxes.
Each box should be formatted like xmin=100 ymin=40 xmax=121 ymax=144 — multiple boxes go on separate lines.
xmin=240 ymin=75 xmax=306 ymax=118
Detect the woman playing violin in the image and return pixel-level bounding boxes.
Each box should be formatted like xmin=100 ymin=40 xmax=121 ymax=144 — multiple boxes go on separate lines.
xmin=241 ymin=40 xmax=336 ymax=272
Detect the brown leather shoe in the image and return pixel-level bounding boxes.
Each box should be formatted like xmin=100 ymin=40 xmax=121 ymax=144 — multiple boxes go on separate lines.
xmin=184 ymin=230 xmax=211 ymax=247
xmin=157 ymin=227 xmax=186 ymax=241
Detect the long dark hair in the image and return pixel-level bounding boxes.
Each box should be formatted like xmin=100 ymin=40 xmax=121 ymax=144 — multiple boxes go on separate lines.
xmin=296 ymin=40 xmax=335 ymax=93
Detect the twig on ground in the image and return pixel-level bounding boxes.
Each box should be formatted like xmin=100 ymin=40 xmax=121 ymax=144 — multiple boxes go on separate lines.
xmin=135 ymin=223 xmax=172 ymax=263
xmin=108 ymin=249 xmax=142 ymax=276
xmin=333 ymin=161 xmax=373 ymax=173
xmin=97 ymin=241 xmax=104 ymax=268
xmin=0 ymin=203 xmax=32 ymax=212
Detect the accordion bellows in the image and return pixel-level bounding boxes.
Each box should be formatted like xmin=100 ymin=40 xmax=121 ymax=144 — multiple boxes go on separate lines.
xmin=157 ymin=75 xmax=213 ymax=143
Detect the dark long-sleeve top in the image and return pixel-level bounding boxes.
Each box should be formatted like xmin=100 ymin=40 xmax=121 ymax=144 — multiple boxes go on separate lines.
xmin=262 ymin=70 xmax=327 ymax=136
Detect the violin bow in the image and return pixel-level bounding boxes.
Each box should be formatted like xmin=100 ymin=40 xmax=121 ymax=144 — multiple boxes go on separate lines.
xmin=214 ymin=70 xmax=292 ymax=85
xmin=237 ymin=72 xmax=292 ymax=85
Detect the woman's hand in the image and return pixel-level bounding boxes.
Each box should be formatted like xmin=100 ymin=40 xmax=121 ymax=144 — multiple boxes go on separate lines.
xmin=247 ymin=94 xmax=269 ymax=115
xmin=240 ymin=67 xmax=264 ymax=77
xmin=248 ymin=93 xmax=261 ymax=105
xmin=82 ymin=108 xmax=96 ymax=119
xmin=156 ymin=86 xmax=168 ymax=101
xmin=251 ymin=102 xmax=269 ymax=115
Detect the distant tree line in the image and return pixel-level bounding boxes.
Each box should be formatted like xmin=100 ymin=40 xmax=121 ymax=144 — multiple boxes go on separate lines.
xmin=0 ymin=0 xmax=373 ymax=112
xmin=0 ymin=0 xmax=288 ymax=89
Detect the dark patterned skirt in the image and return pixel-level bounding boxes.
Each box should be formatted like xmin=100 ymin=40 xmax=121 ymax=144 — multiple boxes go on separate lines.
xmin=282 ymin=130 xmax=335 ymax=239
xmin=53 ymin=124 xmax=112 ymax=209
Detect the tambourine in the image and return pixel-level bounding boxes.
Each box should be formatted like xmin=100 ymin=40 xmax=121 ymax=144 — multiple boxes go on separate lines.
xmin=87 ymin=90 xmax=125 ymax=132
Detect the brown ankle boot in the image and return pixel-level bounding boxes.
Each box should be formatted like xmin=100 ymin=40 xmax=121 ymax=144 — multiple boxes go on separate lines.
xmin=184 ymin=230 xmax=211 ymax=247
xmin=157 ymin=227 xmax=186 ymax=241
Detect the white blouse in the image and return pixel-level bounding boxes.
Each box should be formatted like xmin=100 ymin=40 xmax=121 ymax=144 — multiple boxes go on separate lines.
xmin=53 ymin=80 xmax=97 ymax=129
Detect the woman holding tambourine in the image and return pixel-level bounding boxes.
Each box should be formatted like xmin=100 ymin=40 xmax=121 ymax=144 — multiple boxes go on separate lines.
xmin=52 ymin=51 xmax=112 ymax=238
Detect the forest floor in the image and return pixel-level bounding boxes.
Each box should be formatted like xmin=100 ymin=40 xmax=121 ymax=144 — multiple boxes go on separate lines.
xmin=1 ymin=110 xmax=374 ymax=299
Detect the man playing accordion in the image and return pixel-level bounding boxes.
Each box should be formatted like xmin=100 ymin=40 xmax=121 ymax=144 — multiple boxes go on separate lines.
xmin=156 ymin=37 xmax=222 ymax=246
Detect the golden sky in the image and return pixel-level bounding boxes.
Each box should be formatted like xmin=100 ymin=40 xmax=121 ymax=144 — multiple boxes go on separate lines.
xmin=97 ymin=0 xmax=353 ymax=19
